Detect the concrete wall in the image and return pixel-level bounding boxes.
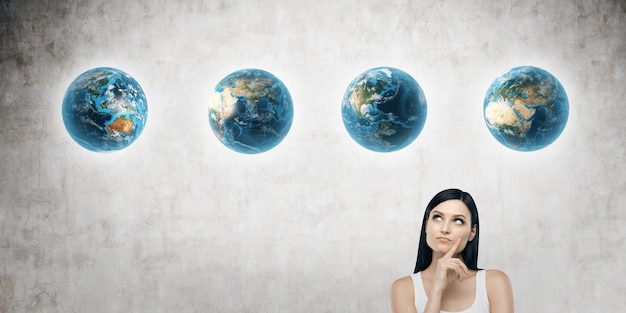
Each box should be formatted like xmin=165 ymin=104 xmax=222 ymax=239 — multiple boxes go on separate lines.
xmin=1 ymin=0 xmax=625 ymax=312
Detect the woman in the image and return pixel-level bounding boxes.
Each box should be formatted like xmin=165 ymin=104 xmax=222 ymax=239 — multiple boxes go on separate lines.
xmin=391 ymin=189 xmax=514 ymax=313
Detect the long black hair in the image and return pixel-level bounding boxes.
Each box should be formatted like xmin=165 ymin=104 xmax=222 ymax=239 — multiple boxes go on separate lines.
xmin=413 ymin=188 xmax=481 ymax=273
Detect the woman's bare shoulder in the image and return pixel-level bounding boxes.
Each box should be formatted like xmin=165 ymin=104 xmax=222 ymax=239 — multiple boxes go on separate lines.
xmin=392 ymin=276 xmax=414 ymax=291
xmin=390 ymin=276 xmax=416 ymax=313
xmin=485 ymin=269 xmax=511 ymax=286
xmin=391 ymin=276 xmax=415 ymax=298
xmin=485 ymin=269 xmax=514 ymax=312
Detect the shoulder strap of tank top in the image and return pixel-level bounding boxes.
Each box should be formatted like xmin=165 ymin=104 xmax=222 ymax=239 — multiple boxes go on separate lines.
xmin=475 ymin=270 xmax=491 ymax=311
xmin=410 ymin=273 xmax=428 ymax=311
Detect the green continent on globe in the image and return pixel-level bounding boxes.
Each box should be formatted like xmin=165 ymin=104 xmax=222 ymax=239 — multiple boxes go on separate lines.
xmin=209 ymin=77 xmax=281 ymax=127
xmin=483 ymin=66 xmax=568 ymax=151
xmin=341 ymin=67 xmax=427 ymax=153
xmin=350 ymin=69 xmax=398 ymax=120
xmin=228 ymin=77 xmax=280 ymax=106
xmin=485 ymin=78 xmax=555 ymax=137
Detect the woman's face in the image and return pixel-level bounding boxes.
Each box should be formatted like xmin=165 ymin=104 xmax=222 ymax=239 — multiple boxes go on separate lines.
xmin=425 ymin=199 xmax=476 ymax=256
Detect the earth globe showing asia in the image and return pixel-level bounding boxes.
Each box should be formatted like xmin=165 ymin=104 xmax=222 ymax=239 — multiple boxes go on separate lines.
xmin=342 ymin=67 xmax=427 ymax=152
xmin=208 ymin=69 xmax=293 ymax=154
xmin=62 ymin=67 xmax=148 ymax=152
xmin=484 ymin=66 xmax=569 ymax=151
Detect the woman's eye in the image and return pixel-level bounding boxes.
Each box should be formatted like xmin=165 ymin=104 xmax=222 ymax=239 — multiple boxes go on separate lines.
xmin=432 ymin=215 xmax=442 ymax=221
xmin=453 ymin=218 xmax=465 ymax=225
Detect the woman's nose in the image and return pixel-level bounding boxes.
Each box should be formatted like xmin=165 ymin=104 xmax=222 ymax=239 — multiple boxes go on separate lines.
xmin=440 ymin=222 xmax=450 ymax=234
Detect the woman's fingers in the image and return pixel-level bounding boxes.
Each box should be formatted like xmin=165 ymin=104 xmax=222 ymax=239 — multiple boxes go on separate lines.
xmin=443 ymin=238 xmax=461 ymax=258
xmin=457 ymin=258 xmax=469 ymax=275
xmin=436 ymin=238 xmax=471 ymax=287
xmin=451 ymin=261 xmax=465 ymax=282
xmin=439 ymin=258 xmax=469 ymax=282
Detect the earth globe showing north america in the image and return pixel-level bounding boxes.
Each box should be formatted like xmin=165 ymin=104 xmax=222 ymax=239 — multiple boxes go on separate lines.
xmin=208 ymin=69 xmax=294 ymax=154
xmin=342 ymin=67 xmax=427 ymax=152
xmin=62 ymin=67 xmax=148 ymax=152
xmin=483 ymin=66 xmax=569 ymax=151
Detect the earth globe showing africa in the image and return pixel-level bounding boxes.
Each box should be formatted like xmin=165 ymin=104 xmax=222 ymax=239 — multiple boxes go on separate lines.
xmin=484 ymin=66 xmax=569 ymax=151
xmin=62 ymin=67 xmax=148 ymax=152
xmin=208 ymin=69 xmax=293 ymax=154
xmin=342 ymin=67 xmax=427 ymax=152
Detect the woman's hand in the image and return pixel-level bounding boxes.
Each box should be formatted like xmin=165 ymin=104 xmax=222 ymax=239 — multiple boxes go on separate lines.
xmin=431 ymin=238 xmax=469 ymax=293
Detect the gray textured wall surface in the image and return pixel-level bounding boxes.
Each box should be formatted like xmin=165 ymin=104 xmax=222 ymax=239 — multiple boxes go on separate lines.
xmin=1 ymin=0 xmax=625 ymax=312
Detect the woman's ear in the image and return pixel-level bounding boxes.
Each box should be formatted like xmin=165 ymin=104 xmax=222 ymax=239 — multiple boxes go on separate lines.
xmin=469 ymin=224 xmax=477 ymax=241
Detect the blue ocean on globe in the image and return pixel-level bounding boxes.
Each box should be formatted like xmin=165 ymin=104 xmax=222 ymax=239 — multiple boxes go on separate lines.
xmin=208 ymin=69 xmax=294 ymax=154
xmin=62 ymin=67 xmax=148 ymax=152
xmin=483 ymin=66 xmax=569 ymax=151
xmin=342 ymin=67 xmax=427 ymax=152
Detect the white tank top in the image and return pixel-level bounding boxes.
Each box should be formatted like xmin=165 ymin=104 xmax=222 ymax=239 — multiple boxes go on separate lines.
xmin=410 ymin=270 xmax=490 ymax=313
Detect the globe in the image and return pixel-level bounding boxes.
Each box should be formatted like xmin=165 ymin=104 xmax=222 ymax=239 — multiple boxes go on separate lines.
xmin=62 ymin=67 xmax=148 ymax=152
xmin=483 ymin=66 xmax=569 ymax=151
xmin=342 ymin=67 xmax=427 ymax=152
xmin=208 ymin=69 xmax=294 ymax=154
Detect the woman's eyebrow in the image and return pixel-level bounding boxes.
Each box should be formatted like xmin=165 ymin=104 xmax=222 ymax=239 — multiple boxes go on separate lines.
xmin=431 ymin=210 xmax=468 ymax=219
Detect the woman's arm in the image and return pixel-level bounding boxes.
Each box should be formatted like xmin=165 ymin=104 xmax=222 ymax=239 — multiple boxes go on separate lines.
xmin=391 ymin=276 xmax=417 ymax=313
xmin=423 ymin=238 xmax=468 ymax=313
xmin=486 ymin=269 xmax=514 ymax=313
